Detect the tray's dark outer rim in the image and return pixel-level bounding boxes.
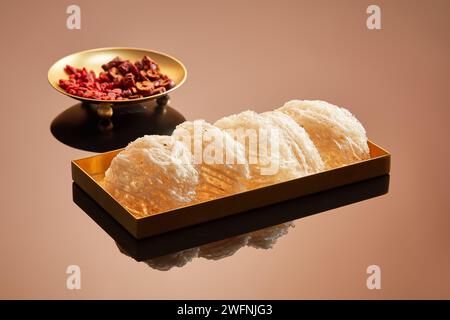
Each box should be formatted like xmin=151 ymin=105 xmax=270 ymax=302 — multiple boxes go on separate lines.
xmin=71 ymin=141 xmax=391 ymax=239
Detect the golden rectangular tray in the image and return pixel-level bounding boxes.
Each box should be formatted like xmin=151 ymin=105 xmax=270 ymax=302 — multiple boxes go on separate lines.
xmin=72 ymin=140 xmax=391 ymax=239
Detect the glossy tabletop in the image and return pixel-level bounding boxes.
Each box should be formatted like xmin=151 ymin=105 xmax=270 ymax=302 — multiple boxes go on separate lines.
xmin=0 ymin=0 xmax=449 ymax=299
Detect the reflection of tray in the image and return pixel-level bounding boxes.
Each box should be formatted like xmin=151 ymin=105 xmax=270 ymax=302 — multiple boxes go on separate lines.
xmin=73 ymin=175 xmax=390 ymax=261
xmin=71 ymin=141 xmax=391 ymax=239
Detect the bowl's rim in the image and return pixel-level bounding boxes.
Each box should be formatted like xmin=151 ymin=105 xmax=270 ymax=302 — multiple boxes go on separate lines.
xmin=47 ymin=47 xmax=187 ymax=105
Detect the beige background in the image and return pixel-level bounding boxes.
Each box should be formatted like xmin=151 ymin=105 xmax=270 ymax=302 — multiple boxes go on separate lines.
xmin=0 ymin=0 xmax=449 ymax=299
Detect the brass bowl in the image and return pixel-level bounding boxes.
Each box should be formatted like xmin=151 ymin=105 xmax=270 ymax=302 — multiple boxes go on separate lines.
xmin=47 ymin=47 xmax=187 ymax=105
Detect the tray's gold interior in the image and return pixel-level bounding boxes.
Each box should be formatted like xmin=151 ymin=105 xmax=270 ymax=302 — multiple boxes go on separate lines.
xmin=72 ymin=140 xmax=390 ymax=236
xmin=74 ymin=149 xmax=120 ymax=182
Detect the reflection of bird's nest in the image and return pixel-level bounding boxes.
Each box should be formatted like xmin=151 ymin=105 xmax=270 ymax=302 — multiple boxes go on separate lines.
xmin=144 ymin=247 xmax=200 ymax=271
xmin=247 ymin=222 xmax=294 ymax=249
xmin=116 ymin=222 xmax=294 ymax=271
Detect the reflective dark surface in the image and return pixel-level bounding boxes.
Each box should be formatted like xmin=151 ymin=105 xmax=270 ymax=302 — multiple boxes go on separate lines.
xmin=72 ymin=175 xmax=390 ymax=262
xmin=50 ymin=98 xmax=185 ymax=152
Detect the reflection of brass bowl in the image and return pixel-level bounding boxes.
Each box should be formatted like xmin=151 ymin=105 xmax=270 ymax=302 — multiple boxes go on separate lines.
xmin=47 ymin=47 xmax=187 ymax=105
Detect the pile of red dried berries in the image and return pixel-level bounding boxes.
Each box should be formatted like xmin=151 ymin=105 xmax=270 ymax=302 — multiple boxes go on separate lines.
xmin=58 ymin=56 xmax=175 ymax=100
